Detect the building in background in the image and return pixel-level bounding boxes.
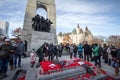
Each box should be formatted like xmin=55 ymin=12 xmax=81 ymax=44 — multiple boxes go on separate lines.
xmin=0 ymin=21 xmax=9 ymax=38
xmin=57 ymin=24 xmax=93 ymax=45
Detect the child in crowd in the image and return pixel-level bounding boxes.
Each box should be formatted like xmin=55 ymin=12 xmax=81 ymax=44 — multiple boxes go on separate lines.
xmin=30 ymin=49 xmax=36 ymax=68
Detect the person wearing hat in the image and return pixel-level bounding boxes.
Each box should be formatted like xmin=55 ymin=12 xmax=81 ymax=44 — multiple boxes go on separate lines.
xmin=110 ymin=45 xmax=119 ymax=76
xmin=14 ymin=39 xmax=24 ymax=68
xmin=0 ymin=38 xmax=14 ymax=79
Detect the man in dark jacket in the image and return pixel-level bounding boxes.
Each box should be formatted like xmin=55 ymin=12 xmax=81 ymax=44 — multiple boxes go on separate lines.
xmin=98 ymin=44 xmax=103 ymax=67
xmin=54 ymin=45 xmax=58 ymax=60
xmin=58 ymin=43 xmax=63 ymax=57
xmin=0 ymin=39 xmax=14 ymax=79
xmin=111 ymin=45 xmax=119 ymax=76
xmin=14 ymin=39 xmax=24 ymax=68
xmin=73 ymin=44 xmax=78 ymax=58
xmin=83 ymin=41 xmax=92 ymax=61
xmin=48 ymin=43 xmax=55 ymax=61
xmin=103 ymin=44 xmax=108 ymax=63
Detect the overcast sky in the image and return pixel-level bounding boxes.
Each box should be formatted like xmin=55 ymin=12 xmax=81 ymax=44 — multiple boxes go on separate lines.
xmin=0 ymin=0 xmax=120 ymax=37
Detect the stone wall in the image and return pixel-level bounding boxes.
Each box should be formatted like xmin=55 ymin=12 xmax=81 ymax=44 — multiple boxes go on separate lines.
xmin=30 ymin=31 xmax=54 ymax=50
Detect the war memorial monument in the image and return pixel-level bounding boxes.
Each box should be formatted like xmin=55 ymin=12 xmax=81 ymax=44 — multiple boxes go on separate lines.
xmin=2 ymin=0 xmax=119 ymax=80
xmin=21 ymin=0 xmax=56 ymax=51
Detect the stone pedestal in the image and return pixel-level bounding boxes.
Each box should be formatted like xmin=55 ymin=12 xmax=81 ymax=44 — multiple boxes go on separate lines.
xmin=30 ymin=31 xmax=54 ymax=50
xmin=22 ymin=0 xmax=57 ymax=51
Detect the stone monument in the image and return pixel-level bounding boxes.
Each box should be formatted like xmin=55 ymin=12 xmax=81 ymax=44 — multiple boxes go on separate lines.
xmin=21 ymin=0 xmax=56 ymax=50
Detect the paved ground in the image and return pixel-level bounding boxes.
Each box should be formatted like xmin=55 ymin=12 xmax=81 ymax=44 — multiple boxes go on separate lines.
xmin=1 ymin=55 xmax=120 ymax=80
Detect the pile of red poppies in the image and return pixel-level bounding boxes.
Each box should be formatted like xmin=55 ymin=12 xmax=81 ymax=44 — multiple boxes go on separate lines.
xmin=39 ymin=58 xmax=114 ymax=80
xmin=17 ymin=74 xmax=26 ymax=80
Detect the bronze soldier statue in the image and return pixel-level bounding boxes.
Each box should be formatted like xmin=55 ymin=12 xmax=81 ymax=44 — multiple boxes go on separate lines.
xmin=31 ymin=14 xmax=52 ymax=32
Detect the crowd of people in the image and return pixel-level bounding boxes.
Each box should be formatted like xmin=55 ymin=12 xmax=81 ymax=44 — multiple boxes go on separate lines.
xmin=0 ymin=38 xmax=120 ymax=79
xmin=35 ymin=41 xmax=120 ymax=76
xmin=0 ymin=38 xmax=26 ymax=79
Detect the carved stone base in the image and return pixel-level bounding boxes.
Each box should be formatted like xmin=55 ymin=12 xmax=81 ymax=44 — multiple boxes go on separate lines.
xmin=30 ymin=31 xmax=54 ymax=50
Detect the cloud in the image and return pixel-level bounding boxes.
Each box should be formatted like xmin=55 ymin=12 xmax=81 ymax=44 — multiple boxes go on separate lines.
xmin=0 ymin=1 xmax=3 ymax=7
xmin=56 ymin=0 xmax=112 ymax=14
xmin=56 ymin=12 xmax=120 ymax=36
xmin=0 ymin=0 xmax=120 ymax=37
xmin=56 ymin=13 xmax=114 ymax=29
xmin=55 ymin=0 xmax=120 ymax=36
xmin=0 ymin=0 xmax=27 ymax=37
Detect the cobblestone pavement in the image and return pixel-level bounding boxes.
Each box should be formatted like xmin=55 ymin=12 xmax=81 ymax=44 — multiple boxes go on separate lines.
xmin=1 ymin=55 xmax=120 ymax=80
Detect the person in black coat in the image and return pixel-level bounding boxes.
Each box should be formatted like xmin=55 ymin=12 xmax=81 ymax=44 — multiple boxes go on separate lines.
xmin=53 ymin=45 xmax=58 ymax=60
xmin=102 ymin=44 xmax=108 ymax=63
xmin=48 ymin=43 xmax=55 ymax=61
xmin=36 ymin=43 xmax=45 ymax=63
xmin=24 ymin=40 xmax=27 ymax=52
xmin=0 ymin=39 xmax=14 ymax=79
xmin=83 ymin=41 xmax=92 ymax=62
xmin=73 ymin=44 xmax=78 ymax=58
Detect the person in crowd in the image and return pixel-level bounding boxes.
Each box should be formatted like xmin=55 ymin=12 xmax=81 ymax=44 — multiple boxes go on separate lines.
xmin=78 ymin=43 xmax=83 ymax=60
xmin=58 ymin=43 xmax=63 ymax=57
xmin=83 ymin=41 xmax=92 ymax=61
xmin=66 ymin=44 xmax=70 ymax=54
xmin=117 ymin=47 xmax=120 ymax=67
xmin=103 ymin=44 xmax=108 ymax=63
xmin=107 ymin=45 xmax=112 ymax=65
xmin=21 ymin=40 xmax=27 ymax=58
xmin=92 ymin=43 xmax=99 ymax=67
xmin=0 ymin=39 xmax=14 ymax=79
xmin=36 ymin=43 xmax=44 ymax=67
xmin=43 ymin=43 xmax=49 ymax=58
xmin=111 ymin=44 xmax=119 ymax=76
xmin=30 ymin=49 xmax=36 ymax=68
xmin=53 ymin=45 xmax=58 ymax=60
xmin=73 ymin=44 xmax=78 ymax=58
xmin=9 ymin=40 xmax=17 ymax=70
xmin=91 ymin=44 xmax=95 ymax=61
xmin=89 ymin=45 xmax=93 ymax=61
xmin=24 ymin=40 xmax=27 ymax=52
xmin=111 ymin=44 xmax=117 ymax=58
xmin=117 ymin=47 xmax=120 ymax=54
xmin=14 ymin=39 xmax=24 ymax=68
xmin=48 ymin=43 xmax=55 ymax=61
xmin=98 ymin=44 xmax=103 ymax=67
xmin=69 ymin=44 xmax=74 ymax=59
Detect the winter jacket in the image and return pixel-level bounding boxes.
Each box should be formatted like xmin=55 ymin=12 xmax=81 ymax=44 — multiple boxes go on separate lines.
xmin=16 ymin=42 xmax=24 ymax=55
xmin=83 ymin=44 xmax=92 ymax=54
xmin=78 ymin=44 xmax=83 ymax=52
xmin=0 ymin=44 xmax=13 ymax=59
xmin=92 ymin=46 xmax=99 ymax=56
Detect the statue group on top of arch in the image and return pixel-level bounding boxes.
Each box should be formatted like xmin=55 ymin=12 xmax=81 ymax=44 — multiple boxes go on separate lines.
xmin=31 ymin=14 xmax=52 ymax=32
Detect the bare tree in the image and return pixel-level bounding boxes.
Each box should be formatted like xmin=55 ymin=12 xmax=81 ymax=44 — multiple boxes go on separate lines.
xmin=106 ymin=35 xmax=120 ymax=48
xmin=11 ymin=27 xmax=21 ymax=38
xmin=91 ymin=36 xmax=105 ymax=44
